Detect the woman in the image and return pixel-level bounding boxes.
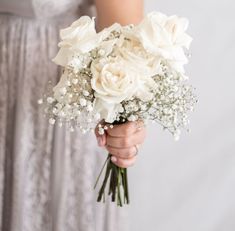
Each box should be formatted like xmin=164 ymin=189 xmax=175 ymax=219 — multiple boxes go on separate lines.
xmin=0 ymin=0 xmax=145 ymax=231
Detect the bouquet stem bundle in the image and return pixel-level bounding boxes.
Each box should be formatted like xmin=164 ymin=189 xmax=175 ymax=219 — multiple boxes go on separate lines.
xmin=94 ymin=154 xmax=129 ymax=206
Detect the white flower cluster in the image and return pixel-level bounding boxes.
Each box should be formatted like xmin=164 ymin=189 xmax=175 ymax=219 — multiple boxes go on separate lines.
xmin=39 ymin=12 xmax=197 ymax=139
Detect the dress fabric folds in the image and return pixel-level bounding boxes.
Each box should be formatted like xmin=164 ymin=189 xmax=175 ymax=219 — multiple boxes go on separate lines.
xmin=0 ymin=0 xmax=129 ymax=231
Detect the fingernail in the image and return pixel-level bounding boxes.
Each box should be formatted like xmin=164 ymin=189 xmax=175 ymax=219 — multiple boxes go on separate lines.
xmin=111 ymin=156 xmax=117 ymax=162
xmin=97 ymin=137 xmax=103 ymax=146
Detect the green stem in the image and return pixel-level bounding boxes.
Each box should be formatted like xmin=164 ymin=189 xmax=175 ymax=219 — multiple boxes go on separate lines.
xmin=124 ymin=168 xmax=129 ymax=204
xmin=111 ymin=163 xmax=117 ymax=202
xmin=117 ymin=168 xmax=123 ymax=207
xmin=95 ymin=157 xmax=130 ymax=206
xmin=94 ymin=155 xmax=110 ymax=190
xmin=97 ymin=158 xmax=112 ymax=202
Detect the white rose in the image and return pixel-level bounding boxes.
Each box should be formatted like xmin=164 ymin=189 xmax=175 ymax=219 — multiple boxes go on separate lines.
xmin=115 ymin=35 xmax=161 ymax=77
xmin=135 ymin=12 xmax=192 ymax=53
xmin=71 ymin=21 xmax=122 ymax=54
xmin=90 ymin=56 xmax=157 ymax=122
xmin=135 ymin=75 xmax=157 ymax=102
xmin=93 ymin=98 xmax=123 ymax=123
xmin=52 ymin=16 xmax=98 ymax=66
xmin=91 ymin=57 xmax=138 ymax=104
xmin=164 ymin=15 xmax=192 ymax=49
xmin=134 ymin=12 xmax=192 ymax=72
xmin=53 ymin=18 xmax=123 ymax=68
xmin=113 ymin=37 xmax=159 ymax=101
xmin=97 ymin=22 xmax=122 ymax=41
xmin=95 ymin=23 xmax=123 ymax=56
xmin=91 ymin=56 xmax=144 ymax=123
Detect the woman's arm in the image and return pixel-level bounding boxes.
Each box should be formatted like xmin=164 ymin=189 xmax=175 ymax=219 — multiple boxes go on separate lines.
xmin=94 ymin=0 xmax=144 ymax=31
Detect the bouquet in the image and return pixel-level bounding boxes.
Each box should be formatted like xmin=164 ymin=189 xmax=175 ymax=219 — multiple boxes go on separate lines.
xmin=38 ymin=12 xmax=197 ymax=206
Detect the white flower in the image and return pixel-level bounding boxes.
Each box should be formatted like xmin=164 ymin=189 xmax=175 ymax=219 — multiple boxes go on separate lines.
xmin=52 ymin=18 xmax=122 ymax=68
xmin=37 ymin=99 xmax=43 ymax=104
xmin=52 ymin=16 xmax=98 ymax=66
xmin=79 ymin=98 xmax=87 ymax=106
xmin=72 ymin=78 xmax=78 ymax=84
xmin=72 ymin=21 xmax=121 ymax=56
xmin=59 ymin=87 xmax=67 ymax=95
xmin=135 ymin=75 xmax=156 ymax=102
xmin=97 ymin=22 xmax=121 ymax=39
xmin=134 ymin=12 xmax=192 ymax=73
xmin=67 ymin=57 xmax=83 ymax=73
xmin=49 ymin=118 xmax=56 ymax=125
xmin=47 ymin=97 xmax=55 ymax=104
xmin=90 ymin=55 xmax=157 ymax=121
xmin=93 ymin=98 xmax=123 ymax=123
xmin=82 ymin=90 xmax=89 ymax=96
xmin=53 ymin=70 xmax=69 ymax=102
xmin=91 ymin=57 xmax=138 ymax=104
xmin=86 ymin=104 xmax=93 ymax=112
xmin=128 ymin=114 xmax=138 ymax=121
xmin=113 ymin=37 xmax=159 ymax=101
xmin=164 ymin=15 xmax=192 ymax=49
xmin=136 ymin=12 xmax=192 ymax=52
xmin=115 ymin=36 xmax=162 ymax=77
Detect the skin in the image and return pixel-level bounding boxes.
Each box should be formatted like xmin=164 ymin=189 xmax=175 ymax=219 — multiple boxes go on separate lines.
xmin=95 ymin=121 xmax=147 ymax=168
xmin=94 ymin=0 xmax=146 ymax=168
xmin=95 ymin=0 xmax=144 ymax=31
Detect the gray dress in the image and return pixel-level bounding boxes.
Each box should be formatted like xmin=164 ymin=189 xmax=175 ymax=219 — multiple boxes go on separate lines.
xmin=0 ymin=1 xmax=129 ymax=231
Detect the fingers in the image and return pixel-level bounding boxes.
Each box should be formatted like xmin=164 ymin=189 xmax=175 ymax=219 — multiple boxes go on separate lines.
xmin=106 ymin=129 xmax=146 ymax=148
xmin=106 ymin=145 xmax=137 ymax=159
xmin=106 ymin=120 xmax=145 ymax=137
xmin=95 ymin=120 xmax=146 ymax=168
xmin=110 ymin=155 xmax=137 ymax=168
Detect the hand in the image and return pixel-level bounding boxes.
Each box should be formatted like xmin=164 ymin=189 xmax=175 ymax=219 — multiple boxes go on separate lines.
xmin=95 ymin=121 xmax=146 ymax=168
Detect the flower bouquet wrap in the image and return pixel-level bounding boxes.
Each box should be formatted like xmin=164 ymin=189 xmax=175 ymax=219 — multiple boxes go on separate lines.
xmin=39 ymin=12 xmax=197 ymax=206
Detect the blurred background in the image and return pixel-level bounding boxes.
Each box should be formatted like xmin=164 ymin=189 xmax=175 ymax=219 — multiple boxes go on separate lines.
xmin=128 ymin=0 xmax=235 ymax=230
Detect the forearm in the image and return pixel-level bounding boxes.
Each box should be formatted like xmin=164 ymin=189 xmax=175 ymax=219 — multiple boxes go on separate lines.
xmin=94 ymin=0 xmax=144 ymax=31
